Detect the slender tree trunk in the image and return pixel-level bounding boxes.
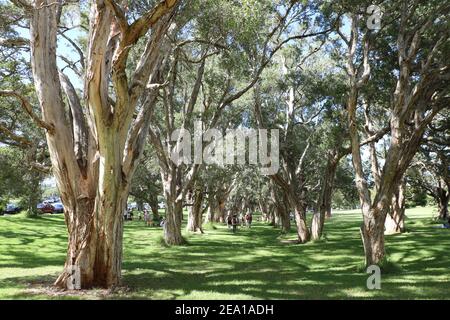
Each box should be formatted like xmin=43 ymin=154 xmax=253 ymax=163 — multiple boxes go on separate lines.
xmin=268 ymin=208 xmax=276 ymax=226
xmin=279 ymin=200 xmax=291 ymax=233
xmin=206 ymin=201 xmax=214 ymax=223
xmin=279 ymin=209 xmax=290 ymax=233
xmin=274 ymin=211 xmax=280 ymax=227
xmin=26 ymin=172 xmax=42 ymax=216
xmin=325 ymin=206 xmax=332 ymax=219
xmin=273 ymin=191 xmax=290 ymax=233
xmin=149 ymin=193 xmax=160 ymax=220
xmin=216 ymin=198 xmax=226 ymax=223
xmin=312 ymin=155 xmax=338 ymax=240
xmin=259 ymin=201 xmax=269 ymax=222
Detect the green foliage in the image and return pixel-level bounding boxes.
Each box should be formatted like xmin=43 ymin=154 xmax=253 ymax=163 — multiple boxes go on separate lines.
xmin=0 ymin=147 xmax=44 ymax=214
xmin=406 ymin=184 xmax=428 ymax=208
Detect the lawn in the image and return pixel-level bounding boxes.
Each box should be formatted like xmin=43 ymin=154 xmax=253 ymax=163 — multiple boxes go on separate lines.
xmin=0 ymin=207 xmax=448 ymax=299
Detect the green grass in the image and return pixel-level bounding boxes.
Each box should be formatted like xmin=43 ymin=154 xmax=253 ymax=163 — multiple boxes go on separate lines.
xmin=0 ymin=206 xmax=449 ymax=299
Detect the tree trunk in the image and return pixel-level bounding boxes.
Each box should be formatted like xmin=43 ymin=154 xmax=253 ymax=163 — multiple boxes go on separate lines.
xmin=136 ymin=199 xmax=144 ymax=211
xmin=312 ymin=155 xmax=338 ymax=240
xmin=206 ymin=206 xmax=213 ymax=223
xmin=279 ymin=203 xmax=291 ymax=233
xmin=211 ymin=194 xmax=226 ymax=223
xmin=274 ymin=192 xmax=290 ymax=233
xmin=150 ymin=201 xmax=159 ymax=220
xmin=268 ymin=208 xmax=276 ymax=226
xmin=161 ymin=169 xmax=184 ymax=245
xmin=436 ymin=187 xmax=449 ymax=220
xmin=187 ymin=187 xmax=204 ymax=232
xmin=385 ymin=182 xmax=406 ymax=234
xmin=28 ymin=0 xmax=178 ymax=290
xmin=164 ymin=199 xmax=183 ymax=245
xmin=325 ymin=206 xmax=332 ymax=219
xmin=293 ymin=200 xmax=310 ymax=243
xmin=54 ymin=180 xmax=129 ymax=289
xmin=26 ymin=171 xmax=42 ymax=216
xmin=274 ymin=212 xmax=280 ymax=228
xmin=54 ymin=127 xmax=131 ymax=288
xmin=360 ymin=209 xmax=387 ymax=266
xmin=259 ymin=201 xmax=268 ymax=221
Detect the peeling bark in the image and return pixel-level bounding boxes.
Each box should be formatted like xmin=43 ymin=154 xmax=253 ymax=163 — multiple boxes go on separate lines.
xmin=28 ymin=0 xmax=179 ymax=289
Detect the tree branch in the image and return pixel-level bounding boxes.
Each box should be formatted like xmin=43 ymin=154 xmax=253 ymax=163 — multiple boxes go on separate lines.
xmin=0 ymin=90 xmax=55 ymax=133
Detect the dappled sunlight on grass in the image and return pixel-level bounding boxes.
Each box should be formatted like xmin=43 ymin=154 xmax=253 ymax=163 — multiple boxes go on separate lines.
xmin=0 ymin=207 xmax=449 ymax=299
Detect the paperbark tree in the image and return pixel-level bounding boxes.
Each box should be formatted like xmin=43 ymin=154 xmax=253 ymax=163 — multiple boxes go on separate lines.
xmin=339 ymin=2 xmax=450 ymax=266
xmin=11 ymin=0 xmax=180 ymax=289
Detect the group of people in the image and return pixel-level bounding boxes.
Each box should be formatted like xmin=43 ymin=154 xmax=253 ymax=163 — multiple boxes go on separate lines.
xmin=227 ymin=212 xmax=253 ymax=233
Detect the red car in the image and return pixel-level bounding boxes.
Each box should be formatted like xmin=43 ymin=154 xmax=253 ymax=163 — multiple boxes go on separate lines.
xmin=40 ymin=203 xmax=55 ymax=214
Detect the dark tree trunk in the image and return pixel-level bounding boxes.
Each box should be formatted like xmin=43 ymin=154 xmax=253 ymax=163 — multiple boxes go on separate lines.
xmin=217 ymin=198 xmax=226 ymax=223
xmin=149 ymin=196 xmax=160 ymax=220
xmin=268 ymin=208 xmax=276 ymax=226
xmin=436 ymin=187 xmax=449 ymax=220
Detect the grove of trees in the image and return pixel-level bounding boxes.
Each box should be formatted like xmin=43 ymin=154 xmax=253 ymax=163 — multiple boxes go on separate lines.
xmin=0 ymin=0 xmax=448 ymax=290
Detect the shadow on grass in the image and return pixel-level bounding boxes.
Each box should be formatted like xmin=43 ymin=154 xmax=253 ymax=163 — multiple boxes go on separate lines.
xmin=1 ymin=209 xmax=449 ymax=299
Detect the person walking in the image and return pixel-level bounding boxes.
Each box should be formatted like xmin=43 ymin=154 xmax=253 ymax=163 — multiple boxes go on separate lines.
xmin=231 ymin=214 xmax=238 ymax=233
xmin=245 ymin=212 xmax=253 ymax=228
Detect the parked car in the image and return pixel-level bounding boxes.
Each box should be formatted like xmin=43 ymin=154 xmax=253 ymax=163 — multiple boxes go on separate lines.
xmin=52 ymin=202 xmax=64 ymax=213
xmin=5 ymin=203 xmax=21 ymax=214
xmin=40 ymin=202 xmax=55 ymax=214
xmin=127 ymin=202 xmax=138 ymax=211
